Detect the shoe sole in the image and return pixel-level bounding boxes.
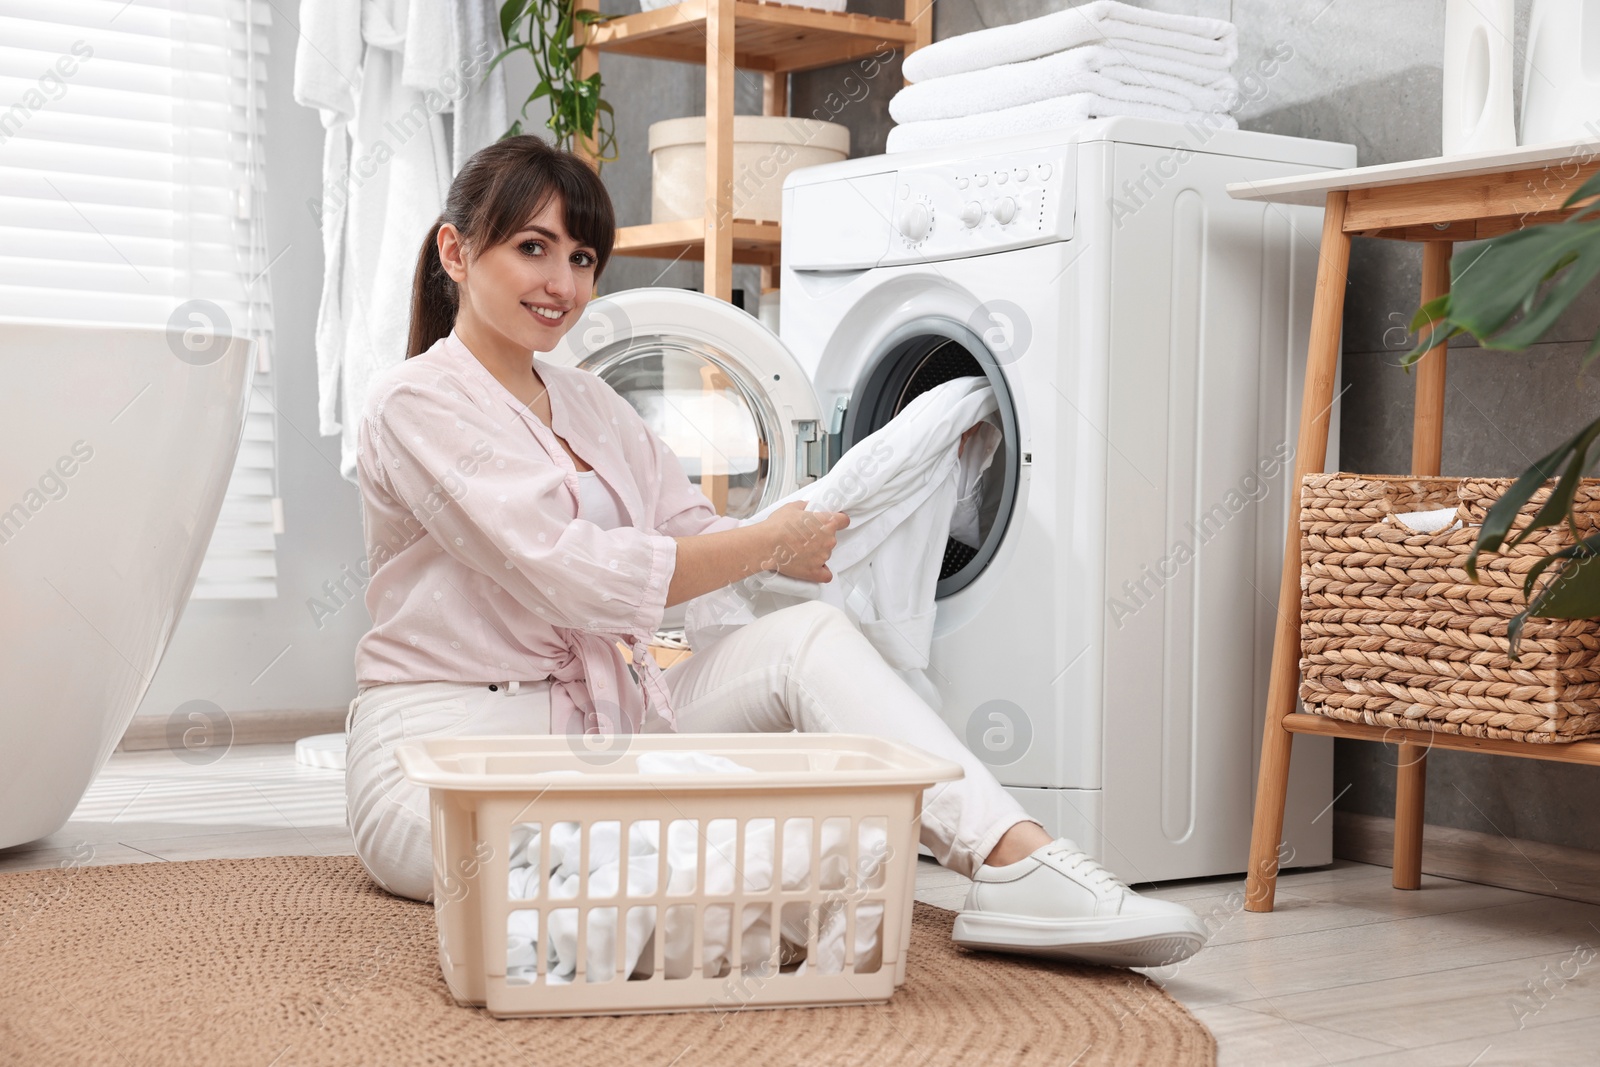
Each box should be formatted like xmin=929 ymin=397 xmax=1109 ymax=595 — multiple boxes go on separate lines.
xmin=950 ymin=911 xmax=1208 ymax=969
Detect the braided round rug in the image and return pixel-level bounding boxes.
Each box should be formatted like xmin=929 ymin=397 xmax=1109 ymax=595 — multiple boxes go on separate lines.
xmin=0 ymin=855 xmax=1214 ymax=1066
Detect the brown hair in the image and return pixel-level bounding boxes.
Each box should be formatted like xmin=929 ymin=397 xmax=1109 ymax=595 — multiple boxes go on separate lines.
xmin=406 ymin=135 xmax=615 ymax=359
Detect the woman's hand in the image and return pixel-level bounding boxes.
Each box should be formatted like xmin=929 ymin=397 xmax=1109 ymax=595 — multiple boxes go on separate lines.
xmin=753 ymin=501 xmax=851 ymax=582
xmin=665 ymin=502 xmax=850 ymax=606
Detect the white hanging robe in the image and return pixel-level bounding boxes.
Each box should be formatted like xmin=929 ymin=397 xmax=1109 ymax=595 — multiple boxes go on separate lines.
xmin=293 ymin=0 xmax=508 ymax=482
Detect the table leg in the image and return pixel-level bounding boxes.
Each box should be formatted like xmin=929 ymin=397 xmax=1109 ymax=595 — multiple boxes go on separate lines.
xmin=1246 ymin=191 xmax=1352 ymax=913
xmin=1393 ymin=743 xmax=1429 ymax=889
xmin=1391 ymin=240 xmax=1452 ymax=890
xmin=1411 ymin=241 xmax=1452 ymax=475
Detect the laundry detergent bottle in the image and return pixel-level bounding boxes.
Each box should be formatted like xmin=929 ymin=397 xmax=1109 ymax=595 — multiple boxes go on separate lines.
xmin=1442 ymin=0 xmax=1517 ymax=154
xmin=1520 ymin=0 xmax=1600 ymax=145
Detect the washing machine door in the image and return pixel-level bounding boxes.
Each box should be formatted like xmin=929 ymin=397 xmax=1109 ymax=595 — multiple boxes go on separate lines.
xmin=543 ymin=288 xmax=824 ymax=520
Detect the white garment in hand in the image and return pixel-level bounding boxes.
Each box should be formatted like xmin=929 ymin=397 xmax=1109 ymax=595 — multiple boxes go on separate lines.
xmin=504 ymin=751 xmax=888 ymax=985
xmin=887 ymin=94 xmax=1239 ymax=155
xmin=889 ymin=44 xmax=1240 ymax=124
xmin=683 ymin=377 xmax=1002 ymax=697
xmin=901 ymin=0 xmax=1238 ymax=83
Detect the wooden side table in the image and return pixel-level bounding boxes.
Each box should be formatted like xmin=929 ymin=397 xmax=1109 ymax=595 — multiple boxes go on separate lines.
xmin=1227 ymin=139 xmax=1600 ymax=912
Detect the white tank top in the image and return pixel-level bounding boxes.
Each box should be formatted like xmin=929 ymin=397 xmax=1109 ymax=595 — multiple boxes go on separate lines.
xmin=575 ymin=468 xmax=627 ymax=530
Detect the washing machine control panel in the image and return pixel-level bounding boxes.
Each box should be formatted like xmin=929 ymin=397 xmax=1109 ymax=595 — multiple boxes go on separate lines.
xmin=881 ymin=146 xmax=1076 ymax=266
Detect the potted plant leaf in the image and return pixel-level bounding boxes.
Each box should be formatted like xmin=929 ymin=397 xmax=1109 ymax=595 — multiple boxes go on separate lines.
xmin=492 ymin=0 xmax=619 ymax=165
xmin=1402 ymin=170 xmax=1600 ymax=655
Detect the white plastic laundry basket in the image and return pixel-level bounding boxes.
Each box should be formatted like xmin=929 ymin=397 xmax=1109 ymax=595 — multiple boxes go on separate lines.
xmin=395 ymin=732 xmax=963 ymax=1018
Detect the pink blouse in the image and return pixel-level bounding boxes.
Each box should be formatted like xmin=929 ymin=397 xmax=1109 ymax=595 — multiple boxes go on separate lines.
xmin=353 ymin=326 xmax=740 ymax=734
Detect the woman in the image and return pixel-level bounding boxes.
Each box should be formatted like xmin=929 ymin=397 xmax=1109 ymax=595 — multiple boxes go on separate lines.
xmin=345 ymin=135 xmax=1208 ymax=969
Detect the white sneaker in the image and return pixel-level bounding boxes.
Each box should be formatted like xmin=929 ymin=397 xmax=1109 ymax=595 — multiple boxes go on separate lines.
xmin=951 ymin=838 xmax=1209 ymax=968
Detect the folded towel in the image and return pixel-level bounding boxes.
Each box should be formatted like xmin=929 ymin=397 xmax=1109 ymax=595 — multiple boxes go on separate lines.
xmin=890 ymin=44 xmax=1241 ymax=124
xmin=903 ymin=0 xmax=1238 ymax=83
xmin=886 ymin=94 xmax=1239 ymax=154
xmin=1101 ymin=60 xmax=1235 ymax=97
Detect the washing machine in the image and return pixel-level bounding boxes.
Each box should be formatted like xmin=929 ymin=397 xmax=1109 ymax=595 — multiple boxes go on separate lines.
xmin=547 ymin=116 xmax=1356 ymax=883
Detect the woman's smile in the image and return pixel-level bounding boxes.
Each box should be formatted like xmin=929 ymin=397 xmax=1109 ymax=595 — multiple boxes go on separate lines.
xmin=522 ymin=300 xmax=569 ymax=326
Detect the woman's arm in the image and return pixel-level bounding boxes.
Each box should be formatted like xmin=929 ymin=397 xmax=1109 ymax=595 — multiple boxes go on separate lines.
xmin=666 ymin=501 xmax=849 ymax=606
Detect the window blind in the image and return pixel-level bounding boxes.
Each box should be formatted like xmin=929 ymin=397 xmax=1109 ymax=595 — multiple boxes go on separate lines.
xmin=0 ymin=0 xmax=280 ymax=599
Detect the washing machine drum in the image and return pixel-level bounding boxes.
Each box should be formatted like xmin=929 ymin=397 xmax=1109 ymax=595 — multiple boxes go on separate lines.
xmin=544 ymin=289 xmax=1018 ymax=598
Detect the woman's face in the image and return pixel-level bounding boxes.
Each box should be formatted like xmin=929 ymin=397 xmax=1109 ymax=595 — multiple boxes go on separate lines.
xmin=441 ymin=193 xmax=600 ymax=354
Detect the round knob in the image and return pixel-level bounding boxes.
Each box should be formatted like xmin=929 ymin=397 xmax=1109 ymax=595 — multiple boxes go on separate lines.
xmin=898 ymin=201 xmax=931 ymax=241
xmin=976 ymin=173 xmax=989 ymax=187
xmin=1014 ymin=167 xmax=1028 ymax=182
xmin=956 ymin=176 xmax=969 ymax=190
xmin=993 ymin=197 xmax=1017 ymax=224
xmin=1038 ymin=162 xmax=1053 ymax=180
xmin=996 ymin=170 xmax=1008 ymax=184
xmin=961 ymin=201 xmax=984 ymax=227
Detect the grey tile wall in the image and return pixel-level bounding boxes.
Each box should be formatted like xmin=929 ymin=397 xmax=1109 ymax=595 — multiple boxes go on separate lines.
xmin=584 ymin=1 xmax=1600 ymax=853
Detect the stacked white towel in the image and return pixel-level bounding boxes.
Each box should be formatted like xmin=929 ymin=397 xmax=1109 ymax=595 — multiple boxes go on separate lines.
xmin=887 ymin=1 xmax=1242 ymax=154
xmin=504 ymin=751 xmax=888 ymax=985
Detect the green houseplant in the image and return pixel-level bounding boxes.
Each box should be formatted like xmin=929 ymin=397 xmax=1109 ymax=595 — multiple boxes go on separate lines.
xmin=492 ymin=0 xmax=619 ymax=165
xmin=1402 ymin=170 xmax=1600 ymax=654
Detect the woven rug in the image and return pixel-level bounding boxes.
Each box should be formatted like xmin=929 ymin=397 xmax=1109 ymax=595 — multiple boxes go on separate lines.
xmin=0 ymin=855 xmax=1214 ymax=1066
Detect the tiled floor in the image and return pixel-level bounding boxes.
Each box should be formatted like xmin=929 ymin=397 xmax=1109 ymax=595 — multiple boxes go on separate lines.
xmin=6 ymin=745 xmax=1600 ymax=1065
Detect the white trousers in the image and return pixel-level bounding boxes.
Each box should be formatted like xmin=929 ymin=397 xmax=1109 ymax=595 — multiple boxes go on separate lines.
xmin=345 ymin=600 xmax=1040 ymax=902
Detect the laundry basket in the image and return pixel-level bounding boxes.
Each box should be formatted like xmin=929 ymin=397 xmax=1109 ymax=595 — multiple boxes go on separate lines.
xmin=394 ymin=732 xmax=964 ymax=1018
xmin=1298 ymin=472 xmax=1600 ymax=743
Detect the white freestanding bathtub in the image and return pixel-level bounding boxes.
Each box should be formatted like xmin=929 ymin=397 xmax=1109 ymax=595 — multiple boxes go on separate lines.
xmin=0 ymin=322 xmax=254 ymax=849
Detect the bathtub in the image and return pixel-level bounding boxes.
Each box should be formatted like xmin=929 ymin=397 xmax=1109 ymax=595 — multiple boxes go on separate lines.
xmin=0 ymin=321 xmax=254 ymax=849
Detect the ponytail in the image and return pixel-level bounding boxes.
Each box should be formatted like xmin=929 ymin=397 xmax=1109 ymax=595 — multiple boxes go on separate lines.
xmin=405 ymin=135 xmax=616 ymax=360
xmin=406 ymin=218 xmax=456 ymax=359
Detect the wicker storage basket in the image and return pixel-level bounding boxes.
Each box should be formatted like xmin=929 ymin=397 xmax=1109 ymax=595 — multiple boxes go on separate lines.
xmin=1298 ymin=472 xmax=1600 ymax=743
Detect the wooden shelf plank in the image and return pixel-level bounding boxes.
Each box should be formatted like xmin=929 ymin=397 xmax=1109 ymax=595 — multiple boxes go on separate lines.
xmin=612 ymin=218 xmax=781 ymax=266
xmin=588 ymin=0 xmax=916 ymax=73
xmin=1281 ymin=713 xmax=1600 ymax=767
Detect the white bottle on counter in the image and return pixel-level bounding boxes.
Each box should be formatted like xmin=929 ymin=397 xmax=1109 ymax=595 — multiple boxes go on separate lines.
xmin=1442 ymin=0 xmax=1517 ymax=155
xmin=1520 ymin=0 xmax=1600 ymax=145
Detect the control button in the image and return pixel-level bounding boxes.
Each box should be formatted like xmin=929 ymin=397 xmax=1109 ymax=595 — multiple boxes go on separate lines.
xmin=897 ymin=201 xmax=931 ymax=241
xmin=1014 ymin=167 xmax=1028 ymax=182
xmin=996 ymin=170 xmax=1008 ymax=184
xmin=961 ymin=201 xmax=984 ymax=227
xmin=1038 ymin=162 xmax=1053 ymax=180
xmin=976 ymin=173 xmax=988 ymax=187
xmin=993 ymin=196 xmax=1017 ymax=224
xmin=956 ymin=176 xmax=969 ymax=189
xmin=899 ymin=185 xmax=910 ymax=200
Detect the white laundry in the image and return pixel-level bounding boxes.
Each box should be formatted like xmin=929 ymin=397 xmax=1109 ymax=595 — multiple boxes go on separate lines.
xmin=504 ymin=751 xmax=889 ymax=985
xmin=1386 ymin=506 xmax=1464 ymax=533
xmin=889 ymin=44 xmax=1240 ymax=124
xmin=887 ymin=94 xmax=1239 ymax=155
xmin=293 ymin=0 xmax=509 ymax=483
xmin=901 ymin=0 xmax=1238 ymax=84
xmin=683 ymin=377 xmax=1003 ymax=707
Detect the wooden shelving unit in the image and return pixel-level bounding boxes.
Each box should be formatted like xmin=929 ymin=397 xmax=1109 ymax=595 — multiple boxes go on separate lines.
xmin=572 ymin=0 xmax=931 ymax=301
